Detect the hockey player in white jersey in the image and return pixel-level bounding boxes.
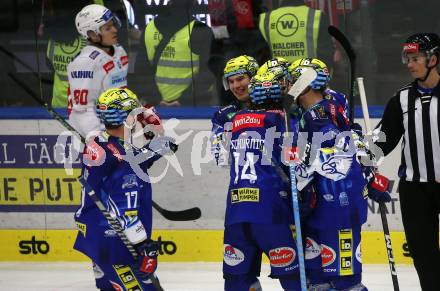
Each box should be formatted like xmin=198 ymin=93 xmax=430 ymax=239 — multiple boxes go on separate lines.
xmin=67 ymin=4 xmax=128 ymax=138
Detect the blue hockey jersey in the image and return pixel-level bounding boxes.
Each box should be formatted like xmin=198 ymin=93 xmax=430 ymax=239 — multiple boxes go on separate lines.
xmin=295 ymin=98 xmax=368 ymax=230
xmin=225 ymin=109 xmax=294 ymax=226
xmin=74 ymin=132 xmax=156 ymax=265
xmin=211 ymin=101 xmax=243 ymax=166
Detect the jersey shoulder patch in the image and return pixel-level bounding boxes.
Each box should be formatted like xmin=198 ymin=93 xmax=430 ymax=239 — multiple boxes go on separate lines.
xmin=67 ymin=53 xmax=96 ymax=73
xmin=89 ymin=50 xmax=100 ymax=60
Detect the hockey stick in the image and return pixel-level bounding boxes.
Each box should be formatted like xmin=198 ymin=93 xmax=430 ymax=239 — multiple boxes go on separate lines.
xmin=286 ymin=69 xmax=318 ymax=291
xmin=8 ymin=72 xmax=202 ymax=222
xmin=0 ymin=46 xmax=53 ymax=85
xmin=329 ymin=26 xmax=399 ymax=290
xmin=357 ymin=77 xmax=400 ymax=291
xmin=152 ymin=201 xmax=201 ymax=221
xmin=78 ymin=177 xmax=164 ymax=291
xmin=328 ymin=25 xmax=356 ymax=122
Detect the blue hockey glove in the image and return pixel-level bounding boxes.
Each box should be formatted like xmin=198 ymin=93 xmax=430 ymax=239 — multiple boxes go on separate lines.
xmin=367 ymin=172 xmax=392 ymax=203
xmin=298 ymin=182 xmax=317 ymax=218
xmin=134 ymin=239 xmax=160 ymax=279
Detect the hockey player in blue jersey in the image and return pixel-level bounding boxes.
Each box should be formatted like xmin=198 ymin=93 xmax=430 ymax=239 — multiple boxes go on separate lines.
xmin=289 ymin=58 xmax=350 ymax=125
xmin=211 ymin=55 xmax=259 ymax=166
xmin=290 ymin=62 xmax=392 ymax=291
xmin=73 ymin=88 xmax=176 ymax=291
xmin=223 ymin=71 xmax=302 ymax=291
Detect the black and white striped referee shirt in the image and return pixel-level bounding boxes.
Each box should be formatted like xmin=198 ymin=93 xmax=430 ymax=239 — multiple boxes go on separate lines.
xmin=375 ymin=80 xmax=440 ymax=183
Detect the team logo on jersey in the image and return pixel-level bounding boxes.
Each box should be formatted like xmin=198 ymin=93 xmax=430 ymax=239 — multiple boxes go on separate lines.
xmin=122 ymin=174 xmax=138 ymax=189
xmin=231 ymin=188 xmax=259 ymax=203
xmin=305 ymin=238 xmax=321 ymax=260
xmin=224 ymin=244 xmax=245 ymax=266
xmin=269 ymin=247 xmax=296 ymax=267
xmin=232 ymin=113 xmax=265 ymax=132
xmin=321 ymin=244 xmax=336 ymax=267
xmin=103 ymin=61 xmax=115 ymax=73
xmin=319 ymin=154 xmax=353 ymax=180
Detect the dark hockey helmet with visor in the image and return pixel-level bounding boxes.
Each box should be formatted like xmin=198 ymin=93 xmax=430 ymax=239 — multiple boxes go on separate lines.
xmin=402 ymin=33 xmax=440 ymax=65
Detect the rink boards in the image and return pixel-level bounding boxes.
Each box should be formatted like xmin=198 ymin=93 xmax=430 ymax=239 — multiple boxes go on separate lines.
xmin=0 ymin=118 xmax=438 ymax=263
xmin=0 ymin=229 xmax=424 ymax=264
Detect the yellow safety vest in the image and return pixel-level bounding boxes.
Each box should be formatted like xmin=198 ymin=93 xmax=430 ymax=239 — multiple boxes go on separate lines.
xmin=47 ymin=37 xmax=86 ymax=107
xmin=259 ymin=6 xmax=321 ymax=63
xmin=145 ymin=20 xmax=199 ymax=103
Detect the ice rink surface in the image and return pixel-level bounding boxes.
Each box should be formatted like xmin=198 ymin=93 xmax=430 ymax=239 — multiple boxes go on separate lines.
xmin=0 ymin=262 xmax=421 ymax=291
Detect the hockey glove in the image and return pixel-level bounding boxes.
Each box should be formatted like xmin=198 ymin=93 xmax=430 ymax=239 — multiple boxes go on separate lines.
xmin=367 ymin=171 xmax=392 ymax=203
xmin=144 ymin=136 xmax=178 ymax=156
xmin=298 ymin=182 xmax=317 ymax=219
xmin=137 ymin=105 xmax=164 ymax=139
xmin=134 ymin=239 xmax=160 ymax=279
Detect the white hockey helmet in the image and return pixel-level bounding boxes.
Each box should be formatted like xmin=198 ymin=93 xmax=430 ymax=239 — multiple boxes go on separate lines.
xmin=75 ymin=4 xmax=118 ymax=39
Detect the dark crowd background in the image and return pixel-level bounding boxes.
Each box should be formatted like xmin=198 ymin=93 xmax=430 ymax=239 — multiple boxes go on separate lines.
xmin=1 ymin=0 xmax=439 ymax=110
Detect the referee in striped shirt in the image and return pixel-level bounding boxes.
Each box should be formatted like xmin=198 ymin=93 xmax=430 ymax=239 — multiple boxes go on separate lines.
xmin=375 ymin=33 xmax=440 ymax=291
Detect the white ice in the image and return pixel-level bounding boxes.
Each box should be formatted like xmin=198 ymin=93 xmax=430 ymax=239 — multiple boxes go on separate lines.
xmin=0 ymin=262 xmax=421 ymax=291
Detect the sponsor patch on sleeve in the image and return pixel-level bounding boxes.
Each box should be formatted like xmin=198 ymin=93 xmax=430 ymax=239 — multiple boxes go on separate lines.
xmin=103 ymin=61 xmax=115 ymax=73
xmin=89 ymin=50 xmax=100 ymax=60
xmin=120 ymin=55 xmax=128 ymax=66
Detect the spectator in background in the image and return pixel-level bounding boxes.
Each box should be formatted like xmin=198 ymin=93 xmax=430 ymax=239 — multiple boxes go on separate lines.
xmin=42 ymin=0 xmax=90 ymax=108
xmin=136 ymin=0 xmax=217 ymax=106
xmin=208 ymin=0 xmax=270 ymax=105
xmin=258 ymin=0 xmax=333 ymax=66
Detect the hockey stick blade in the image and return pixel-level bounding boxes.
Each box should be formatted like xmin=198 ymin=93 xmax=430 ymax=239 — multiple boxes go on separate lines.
xmin=328 ymin=25 xmax=356 ymax=122
xmin=152 ymin=201 xmax=201 ymax=221
xmin=287 ymin=68 xmax=317 ymax=100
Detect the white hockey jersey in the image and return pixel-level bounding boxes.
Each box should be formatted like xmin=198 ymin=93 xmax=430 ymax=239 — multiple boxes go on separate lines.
xmin=67 ymin=44 xmax=128 ymax=113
